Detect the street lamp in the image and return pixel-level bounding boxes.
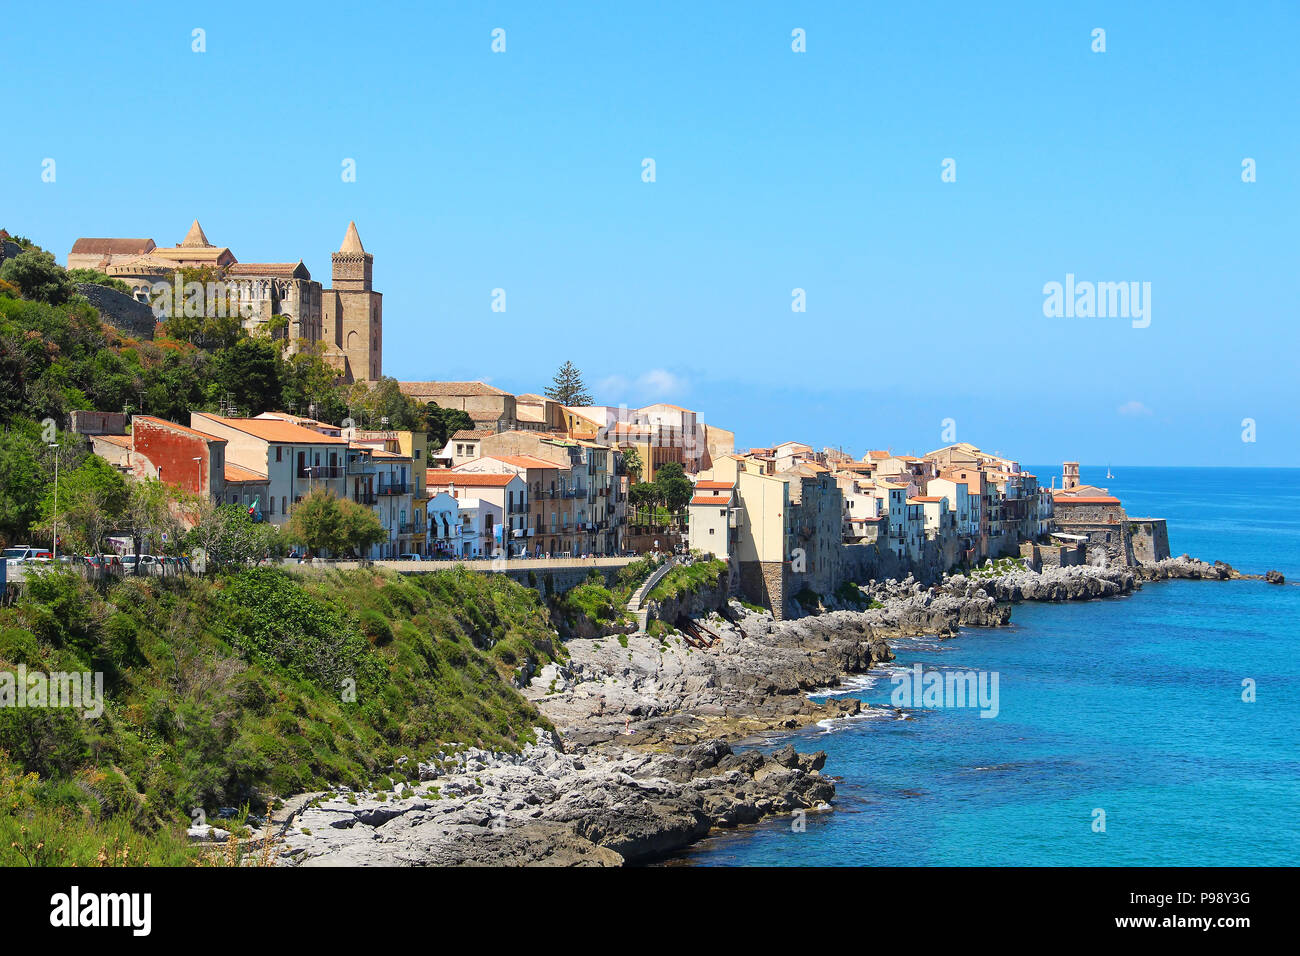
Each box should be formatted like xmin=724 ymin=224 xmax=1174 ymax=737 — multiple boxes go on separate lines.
xmin=48 ymin=443 xmax=60 ymax=560
xmin=193 ymin=456 xmax=203 ymax=495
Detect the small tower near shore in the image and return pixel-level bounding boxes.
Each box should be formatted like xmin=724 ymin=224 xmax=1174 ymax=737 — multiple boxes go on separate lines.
xmin=1062 ymin=461 xmax=1080 ymax=491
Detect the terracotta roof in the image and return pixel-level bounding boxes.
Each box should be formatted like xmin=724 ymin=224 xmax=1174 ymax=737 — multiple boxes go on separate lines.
xmin=398 ymin=381 xmax=509 ymax=397
xmin=695 ymin=480 xmax=735 ymax=490
xmin=152 ymin=246 xmax=232 ymax=263
xmin=909 ymin=496 xmax=944 ymax=503
xmin=427 ymin=470 xmax=518 ymax=487
xmin=690 ymin=495 xmax=731 ymax=506
xmin=867 ymin=450 xmax=891 ymax=459
xmin=135 ymin=415 xmax=227 ymax=442
xmin=1053 ymin=495 xmax=1122 ymax=505
xmin=193 ymin=414 xmax=346 ymax=444
xmin=227 ymin=261 xmax=310 ymax=279
xmin=94 ymin=434 xmax=131 ymax=448
xmin=451 ymin=429 xmax=491 ymax=440
xmin=255 ymin=411 xmax=338 ymax=431
xmin=487 ymin=454 xmax=562 ymax=470
xmin=224 ymin=462 xmax=268 ymax=483
xmin=70 ymin=237 xmax=156 ymax=256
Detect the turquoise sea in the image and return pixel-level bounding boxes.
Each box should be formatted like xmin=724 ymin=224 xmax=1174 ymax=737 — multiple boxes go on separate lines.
xmin=670 ymin=466 xmax=1300 ymax=866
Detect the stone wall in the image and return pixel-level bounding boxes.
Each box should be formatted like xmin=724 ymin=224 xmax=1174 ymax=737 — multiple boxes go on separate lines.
xmin=502 ymin=564 xmax=621 ymax=597
xmin=1019 ymin=541 xmax=1086 ymax=571
xmin=76 ymin=282 xmax=156 ymax=340
xmin=738 ymin=559 xmax=786 ymax=619
xmin=1128 ymin=518 xmax=1170 ymax=564
xmin=624 ymin=530 xmax=683 ymax=553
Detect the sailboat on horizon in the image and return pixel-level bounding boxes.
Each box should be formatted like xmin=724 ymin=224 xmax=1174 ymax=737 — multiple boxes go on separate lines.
xmin=1106 ymin=464 xmax=1114 ymax=480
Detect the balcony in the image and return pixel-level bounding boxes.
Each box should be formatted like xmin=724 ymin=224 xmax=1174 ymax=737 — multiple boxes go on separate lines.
xmin=377 ymin=483 xmax=409 ymax=496
xmin=299 ymin=465 xmax=343 ymax=479
xmin=353 ymin=493 xmax=378 ymax=505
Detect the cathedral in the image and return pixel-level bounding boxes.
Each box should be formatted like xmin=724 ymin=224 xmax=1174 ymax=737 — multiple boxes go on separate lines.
xmin=67 ymin=220 xmax=382 ymax=383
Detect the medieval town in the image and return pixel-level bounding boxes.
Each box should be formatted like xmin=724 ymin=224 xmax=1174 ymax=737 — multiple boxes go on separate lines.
xmin=4 ymin=218 xmax=1171 ymax=620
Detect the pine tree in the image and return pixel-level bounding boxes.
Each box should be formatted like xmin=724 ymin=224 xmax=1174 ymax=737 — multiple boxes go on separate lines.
xmin=544 ymin=360 xmax=592 ymax=406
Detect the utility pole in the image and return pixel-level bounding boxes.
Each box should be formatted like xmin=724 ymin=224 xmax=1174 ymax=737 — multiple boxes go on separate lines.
xmin=49 ymin=443 xmax=61 ymax=560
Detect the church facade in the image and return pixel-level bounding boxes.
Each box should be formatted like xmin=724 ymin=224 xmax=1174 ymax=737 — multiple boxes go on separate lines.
xmin=67 ymin=219 xmax=381 ymax=383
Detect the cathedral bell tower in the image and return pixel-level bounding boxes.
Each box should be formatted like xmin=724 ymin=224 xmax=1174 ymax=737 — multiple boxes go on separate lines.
xmin=331 ymin=220 xmax=372 ymax=291
xmin=322 ymin=221 xmax=382 ymax=382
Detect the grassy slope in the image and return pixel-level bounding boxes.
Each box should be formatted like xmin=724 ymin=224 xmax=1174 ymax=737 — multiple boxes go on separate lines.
xmin=0 ymin=565 xmax=564 ymax=864
xmin=647 ymin=559 xmax=727 ymax=604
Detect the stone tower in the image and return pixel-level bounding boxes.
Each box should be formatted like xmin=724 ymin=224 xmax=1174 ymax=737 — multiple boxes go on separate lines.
xmin=1062 ymin=461 xmax=1080 ymax=490
xmin=322 ymin=221 xmax=382 ymax=382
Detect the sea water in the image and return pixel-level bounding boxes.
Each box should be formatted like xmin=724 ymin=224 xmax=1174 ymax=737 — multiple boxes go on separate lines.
xmin=670 ymin=467 xmax=1300 ymax=866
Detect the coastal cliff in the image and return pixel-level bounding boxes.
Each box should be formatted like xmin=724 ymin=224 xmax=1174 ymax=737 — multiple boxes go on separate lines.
xmin=276 ymin=556 xmax=1259 ymax=866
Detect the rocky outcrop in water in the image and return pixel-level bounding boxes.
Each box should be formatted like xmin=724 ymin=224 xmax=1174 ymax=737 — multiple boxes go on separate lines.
xmin=277 ymin=737 xmax=832 ymax=867
xmin=946 ymin=564 xmax=1138 ymax=602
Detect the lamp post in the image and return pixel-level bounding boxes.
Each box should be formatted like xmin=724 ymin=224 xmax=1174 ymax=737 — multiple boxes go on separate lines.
xmin=48 ymin=443 xmax=61 ymax=560
xmin=193 ymin=456 xmax=203 ymax=496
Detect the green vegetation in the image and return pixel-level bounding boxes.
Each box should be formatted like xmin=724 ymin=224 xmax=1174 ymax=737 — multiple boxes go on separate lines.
xmin=648 ymin=558 xmax=727 ymax=604
xmin=834 ymin=581 xmax=868 ymax=608
xmin=552 ymin=576 xmax=630 ymax=633
xmin=968 ymin=557 xmax=1027 ymax=579
xmin=628 ymin=461 xmax=694 ymax=528
xmin=0 ymin=565 xmax=562 ymax=864
xmin=794 ymin=587 xmax=823 ymax=612
xmin=283 ymin=488 xmax=387 ymax=558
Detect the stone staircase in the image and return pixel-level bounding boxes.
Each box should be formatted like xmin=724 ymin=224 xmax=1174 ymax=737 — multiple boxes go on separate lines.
xmin=626 ymin=556 xmax=678 ymax=634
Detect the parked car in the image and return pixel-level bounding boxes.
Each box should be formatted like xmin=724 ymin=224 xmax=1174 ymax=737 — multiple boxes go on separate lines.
xmin=123 ymin=554 xmax=163 ymax=575
xmin=4 ymin=546 xmax=49 ymax=566
xmin=396 ymin=553 xmax=423 ymax=561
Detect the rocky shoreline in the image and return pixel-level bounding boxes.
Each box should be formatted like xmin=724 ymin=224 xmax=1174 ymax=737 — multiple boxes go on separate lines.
xmin=274 ymin=553 xmax=1273 ymax=866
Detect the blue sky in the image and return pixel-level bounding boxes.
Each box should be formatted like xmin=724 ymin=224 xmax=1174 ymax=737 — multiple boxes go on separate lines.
xmin=3 ymin=1 xmax=1296 ymax=465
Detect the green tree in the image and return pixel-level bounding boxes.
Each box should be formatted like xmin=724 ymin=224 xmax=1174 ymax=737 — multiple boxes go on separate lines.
xmin=0 ymin=422 xmax=53 ymax=544
xmin=344 ymin=377 xmax=425 ymax=431
xmin=65 ymin=269 xmax=132 ymax=296
xmin=423 ymin=402 xmax=474 ymax=449
xmin=0 ymin=250 xmax=74 ymax=305
xmin=620 ymin=447 xmax=642 ymax=482
xmin=653 ymin=461 xmax=693 ymax=518
xmin=183 ymin=497 xmax=280 ymax=572
xmin=280 ymin=342 xmax=343 ymax=422
xmin=628 ymin=481 xmax=662 ymax=525
xmin=284 ymin=489 xmax=386 ymax=558
xmin=210 ymin=336 xmax=282 ymax=416
xmin=122 ymin=479 xmax=186 ymax=572
xmin=544 ymin=360 xmax=592 ymax=407
xmin=153 ymin=266 xmax=242 ymax=349
xmin=35 ymin=455 xmax=128 ymax=555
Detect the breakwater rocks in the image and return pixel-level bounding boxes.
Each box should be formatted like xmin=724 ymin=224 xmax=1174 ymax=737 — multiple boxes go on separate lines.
xmin=277 ymin=737 xmax=832 ymax=867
